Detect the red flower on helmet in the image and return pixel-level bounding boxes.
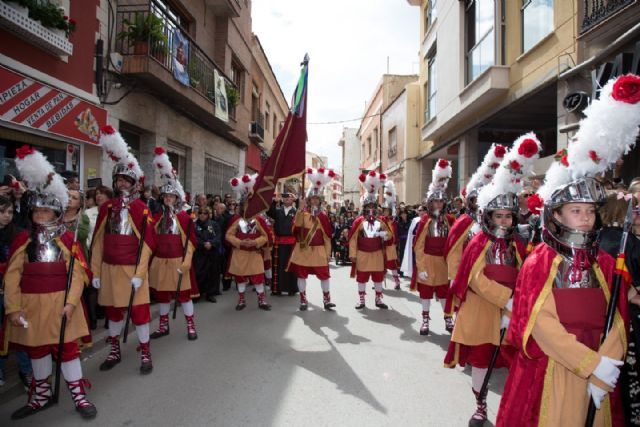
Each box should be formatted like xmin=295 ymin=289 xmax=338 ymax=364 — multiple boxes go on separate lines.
xmin=230 ymin=178 xmax=239 ymax=187
xmin=509 ymin=160 xmax=522 ymax=172
xmin=490 ymin=162 xmax=500 ymax=169
xmin=154 ymin=147 xmax=166 ymax=155
xmin=368 ymin=170 xmax=376 ymax=177
xmin=16 ymin=145 xmax=34 ymax=159
xmin=494 ymin=145 xmax=506 ymax=158
xmin=380 ymin=173 xmax=387 ymax=180
xmin=139 ymin=175 xmax=145 ymax=185
xmin=328 ymin=170 xmax=336 ymax=178
xmin=156 ymin=163 xmax=162 ymax=169
xmin=612 ymin=74 xmax=640 ymax=104
xmin=306 ymin=168 xmax=313 ymax=174
xmin=527 ymin=193 xmax=544 ymax=214
xmin=359 ymin=174 xmax=366 ymax=182
xmin=560 ymin=155 xmax=569 ymax=167
xmin=318 ymin=167 xmax=325 ymax=173
xmin=438 ymin=159 xmax=449 ymax=169
xmin=518 ymin=138 xmax=539 ymax=158
xmin=242 ymin=175 xmax=251 ymax=183
xmin=128 ymin=162 xmax=134 ymax=169
xmin=101 ymin=125 xmax=116 ymax=135
xmin=589 ymin=150 xmax=601 ymax=164
xmin=484 ymin=174 xmax=492 ymax=179
xmin=461 ymin=187 xmax=467 ymax=197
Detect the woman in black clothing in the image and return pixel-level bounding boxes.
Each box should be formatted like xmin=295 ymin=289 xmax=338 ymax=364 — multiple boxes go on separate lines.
xmin=193 ymin=207 xmax=222 ymax=302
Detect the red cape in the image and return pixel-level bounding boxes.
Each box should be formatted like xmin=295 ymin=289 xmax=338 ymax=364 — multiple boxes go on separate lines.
xmin=497 ymin=243 xmax=629 ymax=427
xmin=449 ymin=231 xmax=526 ymax=303
xmin=443 ymin=213 xmax=474 ymax=260
xmin=411 ymin=214 xmax=456 ymax=251
xmin=92 ymin=198 xmax=156 ymax=253
xmin=380 ymin=216 xmax=398 ymax=246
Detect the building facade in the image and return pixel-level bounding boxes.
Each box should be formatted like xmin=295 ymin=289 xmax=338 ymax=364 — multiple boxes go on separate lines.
xmin=408 ymin=0 xmax=581 ymax=196
xmin=337 ymin=127 xmax=360 ymax=208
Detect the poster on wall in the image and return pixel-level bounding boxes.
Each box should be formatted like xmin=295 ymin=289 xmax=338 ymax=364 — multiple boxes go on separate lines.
xmin=213 ymin=69 xmax=229 ymax=122
xmin=172 ymin=31 xmax=189 ymax=86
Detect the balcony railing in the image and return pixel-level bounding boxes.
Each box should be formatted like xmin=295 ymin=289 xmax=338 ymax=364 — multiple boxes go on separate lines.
xmin=249 ymin=112 xmax=264 ymax=143
xmin=115 ymin=0 xmax=233 ymax=106
xmin=580 ymin=0 xmax=636 ymax=34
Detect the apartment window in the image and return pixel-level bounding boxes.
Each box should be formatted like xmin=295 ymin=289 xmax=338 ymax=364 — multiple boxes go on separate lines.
xmin=388 ymin=127 xmax=397 ymax=157
xmin=204 ymin=155 xmax=237 ymax=195
xmin=265 ymin=111 xmax=270 ymax=132
xmin=427 ymin=0 xmax=437 ymax=27
xmin=373 ymin=128 xmax=378 ymax=163
xmin=465 ymin=0 xmax=495 ymax=83
xmin=367 ymin=137 xmax=372 ymax=159
xmin=273 ymin=115 xmax=277 ymax=139
xmin=229 ymin=61 xmax=244 ymax=118
xmin=522 ymin=0 xmax=553 ymax=52
xmin=423 ymin=81 xmax=429 ymax=122
xmin=427 ymin=52 xmax=437 ymax=120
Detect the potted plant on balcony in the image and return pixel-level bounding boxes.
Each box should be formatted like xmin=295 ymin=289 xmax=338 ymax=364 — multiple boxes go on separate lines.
xmin=117 ymin=12 xmax=168 ymax=57
xmin=226 ymin=84 xmax=239 ymax=108
xmin=188 ymin=56 xmax=203 ymax=89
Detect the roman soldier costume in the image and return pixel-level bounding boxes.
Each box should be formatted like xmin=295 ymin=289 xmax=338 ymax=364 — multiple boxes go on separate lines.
xmin=267 ymin=192 xmax=298 ymax=295
xmin=149 ymin=147 xmax=198 ymax=341
xmin=497 ymin=74 xmax=638 ymax=427
xmin=287 ymin=168 xmax=335 ymax=311
xmin=444 ymin=134 xmax=541 ymax=426
xmin=3 ymin=146 xmax=96 ymax=419
xmin=349 ymin=171 xmax=392 ymax=310
xmin=412 ymin=159 xmax=456 ymax=335
xmin=90 ymin=126 xmax=156 ymax=374
xmin=226 ymin=174 xmax=272 ymax=311
xmin=380 ymin=180 xmax=401 ymax=290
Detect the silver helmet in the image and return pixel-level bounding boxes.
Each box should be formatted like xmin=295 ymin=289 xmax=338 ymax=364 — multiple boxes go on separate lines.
xmin=159 ymin=182 xmax=184 ymax=209
xmin=542 ymin=177 xmax=606 ymax=250
xmin=480 ymin=192 xmax=519 ymax=239
xmin=112 ymin=163 xmax=140 ymax=186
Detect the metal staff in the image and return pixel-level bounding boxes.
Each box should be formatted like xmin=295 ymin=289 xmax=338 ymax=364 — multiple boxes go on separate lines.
xmin=476 ymin=327 xmax=507 ymax=406
xmin=173 ymin=211 xmax=195 ymax=319
xmin=53 ymin=203 xmax=83 ymax=404
xmin=585 ymin=199 xmax=633 ymax=426
xmin=122 ymin=208 xmax=149 ymax=343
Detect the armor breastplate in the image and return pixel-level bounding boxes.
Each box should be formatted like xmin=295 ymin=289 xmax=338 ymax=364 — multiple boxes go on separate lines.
xmin=158 ymin=211 xmax=179 ymax=235
xmin=554 ymin=257 xmax=598 ymax=289
xmin=107 ymin=198 xmax=134 ymax=235
xmin=361 ymin=219 xmax=381 ymax=238
xmin=239 ymin=218 xmax=257 ymax=234
xmin=429 ymin=216 xmax=449 ymax=238
xmin=28 ymin=225 xmax=63 ymax=262
xmin=484 ymin=238 xmax=516 ymax=267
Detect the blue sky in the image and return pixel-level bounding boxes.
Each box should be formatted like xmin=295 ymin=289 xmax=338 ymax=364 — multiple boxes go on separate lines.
xmin=252 ymin=0 xmax=420 ymax=170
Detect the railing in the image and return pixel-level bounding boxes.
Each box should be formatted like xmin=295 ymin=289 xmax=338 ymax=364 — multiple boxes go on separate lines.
xmin=249 ymin=112 xmax=264 ymax=141
xmin=115 ymin=0 xmax=234 ymax=104
xmin=581 ymin=0 xmax=636 ymax=34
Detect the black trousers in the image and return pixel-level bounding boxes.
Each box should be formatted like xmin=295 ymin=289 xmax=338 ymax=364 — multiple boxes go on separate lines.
xmin=193 ymin=249 xmax=220 ymax=297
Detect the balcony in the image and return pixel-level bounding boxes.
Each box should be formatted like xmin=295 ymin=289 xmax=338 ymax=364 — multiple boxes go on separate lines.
xmin=580 ymin=0 xmax=636 ymax=34
xmin=249 ymin=113 xmax=264 ymax=143
xmin=115 ymin=1 xmax=236 ymax=136
xmin=206 ymin=0 xmax=241 ymax=17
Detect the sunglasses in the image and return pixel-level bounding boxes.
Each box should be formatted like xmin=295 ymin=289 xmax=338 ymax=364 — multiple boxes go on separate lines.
xmin=521 ymin=194 xmax=533 ymax=198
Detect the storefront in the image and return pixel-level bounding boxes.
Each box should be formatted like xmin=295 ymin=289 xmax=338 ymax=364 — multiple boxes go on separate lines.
xmin=0 ymin=66 xmax=107 ymax=187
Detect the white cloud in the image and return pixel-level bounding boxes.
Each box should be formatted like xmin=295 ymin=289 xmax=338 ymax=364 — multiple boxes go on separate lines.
xmin=252 ymin=0 xmax=419 ymax=170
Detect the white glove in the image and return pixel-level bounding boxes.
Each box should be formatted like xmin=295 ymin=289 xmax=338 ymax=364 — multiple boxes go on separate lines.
xmin=92 ymin=278 xmax=101 ymax=289
xmin=131 ymin=277 xmax=143 ymax=291
xmin=418 ymin=271 xmax=428 ymax=281
xmin=505 ymin=298 xmax=513 ymax=312
xmin=501 ymin=314 xmax=510 ymax=330
xmin=592 ymin=356 xmax=624 ymax=388
xmin=588 ymin=383 xmax=608 ymax=409
xmin=377 ymin=231 xmax=388 ymax=239
xmin=177 ymin=268 xmax=184 ymax=275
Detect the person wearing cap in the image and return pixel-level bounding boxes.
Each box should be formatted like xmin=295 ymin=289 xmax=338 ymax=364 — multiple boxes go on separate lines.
xmin=287 ymin=168 xmax=335 ymax=311
xmin=413 ymin=159 xmax=456 ymax=335
xmin=90 ymin=126 xmax=156 ymax=375
xmin=226 ymin=174 xmax=272 ymax=311
xmin=148 ymin=148 xmax=199 ymax=341
xmin=444 ymin=135 xmax=538 ymax=426
xmin=3 ymin=146 xmax=96 ymax=420
xmin=497 ymin=74 xmax=639 ymax=427
xmin=267 ymin=191 xmax=298 ymax=296
xmin=380 ymin=180 xmax=401 ymax=290
xmin=349 ymin=171 xmax=393 ymax=310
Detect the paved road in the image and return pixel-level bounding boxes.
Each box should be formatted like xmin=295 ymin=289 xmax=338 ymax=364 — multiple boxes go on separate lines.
xmin=0 ymin=262 xmax=506 ymax=426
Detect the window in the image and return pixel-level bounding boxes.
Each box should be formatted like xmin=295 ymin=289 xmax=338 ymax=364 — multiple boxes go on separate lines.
xmin=265 ymin=111 xmax=270 ymax=132
xmin=273 ymin=115 xmax=277 ymax=139
xmin=229 ymin=61 xmax=244 ymax=117
xmin=204 ymin=155 xmax=237 ymax=195
xmin=427 ymin=52 xmax=437 ymax=120
xmin=388 ymin=127 xmax=397 ymax=157
xmin=423 ymin=81 xmax=429 ymax=122
xmin=427 ymin=0 xmax=437 ymax=27
xmin=373 ymin=129 xmax=378 ymax=163
xmin=522 ymin=0 xmax=553 ymax=52
xmin=465 ymin=0 xmax=495 ymax=83
xmin=367 ymin=137 xmax=372 ymax=159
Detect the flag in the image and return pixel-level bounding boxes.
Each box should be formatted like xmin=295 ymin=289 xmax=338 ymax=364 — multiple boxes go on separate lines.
xmin=244 ymin=55 xmax=309 ymax=219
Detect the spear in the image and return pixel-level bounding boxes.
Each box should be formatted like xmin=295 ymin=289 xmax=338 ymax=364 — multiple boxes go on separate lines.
xmin=585 ymin=199 xmax=633 ymax=426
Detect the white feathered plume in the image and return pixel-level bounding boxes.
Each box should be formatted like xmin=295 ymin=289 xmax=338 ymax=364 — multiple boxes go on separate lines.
xmin=305 ymin=167 xmax=336 ymax=198
xmin=426 ymin=159 xmax=452 ymax=199
xmin=464 ymin=144 xmax=507 ymax=197
xmin=153 ymin=147 xmax=185 ymax=201
xmin=477 ymin=132 xmax=542 ymax=210
xmin=15 ymin=145 xmax=69 ymax=209
xmin=359 ymin=170 xmax=386 ymax=205
xmin=100 ymin=125 xmax=144 ymax=184
xmin=229 ymin=173 xmax=257 ymax=200
xmin=383 ymin=180 xmax=396 ymax=204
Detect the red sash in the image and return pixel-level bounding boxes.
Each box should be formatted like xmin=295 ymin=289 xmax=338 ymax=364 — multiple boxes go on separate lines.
xmin=299 ymin=228 xmax=325 ymax=246
xmin=552 ymin=288 xmax=606 ymax=351
xmin=103 ymin=234 xmax=139 ymax=265
xmin=484 ymin=264 xmax=519 ymax=291
xmin=236 ymin=231 xmax=261 ymax=252
xmin=20 ymin=262 xmax=67 ymax=293
xmin=424 ymin=236 xmax=446 ymax=256
xmin=155 ymin=234 xmax=183 ymax=258
xmin=358 ymin=236 xmax=382 ymax=252
xmin=275 ymin=236 xmax=296 ymax=245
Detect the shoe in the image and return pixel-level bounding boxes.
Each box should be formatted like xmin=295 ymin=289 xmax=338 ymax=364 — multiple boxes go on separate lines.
xmin=67 ymin=379 xmax=97 ymax=419
xmin=469 ymin=389 xmax=487 ymax=427
xmin=299 ymin=303 xmax=308 ymax=311
xmin=235 ymin=302 xmax=246 ymax=311
xmin=139 ymin=342 xmax=153 ymax=374
xmin=323 ymin=292 xmax=335 ymax=310
xmin=258 ymin=292 xmax=271 ymax=310
xmin=420 ymin=311 xmax=430 ymax=336
xmin=355 ymin=291 xmax=366 ymax=310
xmin=10 ymin=378 xmax=53 ymax=420
xmin=99 ymin=336 xmax=121 ymax=371
xmin=375 ymin=293 xmax=388 ymax=309
xmin=272 ymin=291 xmax=282 ymax=296
xmin=150 ymin=314 xmax=170 ymax=339
xmin=299 ymin=292 xmax=308 ymax=311
xmin=185 ymin=315 xmax=198 ymax=341
xmin=206 ymin=295 xmax=217 ymax=303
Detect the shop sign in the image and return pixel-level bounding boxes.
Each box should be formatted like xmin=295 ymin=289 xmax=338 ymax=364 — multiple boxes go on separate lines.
xmin=0 ymin=66 xmax=107 ymax=145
